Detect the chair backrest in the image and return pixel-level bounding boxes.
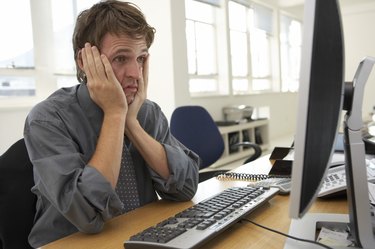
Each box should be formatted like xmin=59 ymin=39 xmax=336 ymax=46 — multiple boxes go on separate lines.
xmin=0 ymin=138 xmax=35 ymax=249
xmin=170 ymin=105 xmax=224 ymax=169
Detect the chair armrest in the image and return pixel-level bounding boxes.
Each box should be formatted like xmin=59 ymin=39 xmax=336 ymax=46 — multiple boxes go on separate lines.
xmin=230 ymin=142 xmax=262 ymax=164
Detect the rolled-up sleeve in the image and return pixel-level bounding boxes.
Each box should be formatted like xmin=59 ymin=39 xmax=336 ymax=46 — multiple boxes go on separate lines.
xmin=151 ymin=143 xmax=200 ymax=201
xmin=140 ymin=102 xmax=200 ymax=202
xmin=24 ymin=109 xmax=122 ymax=235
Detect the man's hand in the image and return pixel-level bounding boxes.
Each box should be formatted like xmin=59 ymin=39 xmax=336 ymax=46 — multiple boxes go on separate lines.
xmin=82 ymin=43 xmax=127 ymax=117
xmin=125 ymin=55 xmax=149 ymax=130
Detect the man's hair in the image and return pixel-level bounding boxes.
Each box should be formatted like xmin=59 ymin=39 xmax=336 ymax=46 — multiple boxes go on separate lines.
xmin=72 ymin=0 xmax=155 ymax=83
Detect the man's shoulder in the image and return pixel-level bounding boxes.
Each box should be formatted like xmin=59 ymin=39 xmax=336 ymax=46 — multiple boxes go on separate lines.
xmin=138 ymin=99 xmax=165 ymax=126
xmin=28 ymin=85 xmax=80 ymax=120
xmin=140 ymin=99 xmax=164 ymax=119
xmin=142 ymin=99 xmax=161 ymax=111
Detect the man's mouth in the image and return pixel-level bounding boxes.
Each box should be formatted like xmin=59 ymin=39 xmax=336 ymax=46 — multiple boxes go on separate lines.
xmin=124 ymin=85 xmax=138 ymax=95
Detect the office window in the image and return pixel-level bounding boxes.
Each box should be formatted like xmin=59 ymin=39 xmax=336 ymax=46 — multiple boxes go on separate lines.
xmin=250 ymin=4 xmax=273 ymax=91
xmin=52 ymin=0 xmax=97 ymax=87
xmin=0 ymin=77 xmax=35 ymax=98
xmin=280 ymin=15 xmax=302 ymax=92
xmin=228 ymin=1 xmax=274 ymax=94
xmin=185 ymin=0 xmax=219 ymax=94
xmin=229 ymin=1 xmax=250 ymax=93
xmin=0 ymin=0 xmax=35 ymax=97
xmin=0 ymin=0 xmax=34 ymax=69
xmin=51 ymin=0 xmax=75 ymax=74
xmin=0 ymin=0 xmax=98 ymax=98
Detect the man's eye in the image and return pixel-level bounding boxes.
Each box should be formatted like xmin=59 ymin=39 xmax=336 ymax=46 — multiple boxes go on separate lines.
xmin=137 ymin=56 xmax=146 ymax=64
xmin=114 ymin=56 xmax=127 ymax=63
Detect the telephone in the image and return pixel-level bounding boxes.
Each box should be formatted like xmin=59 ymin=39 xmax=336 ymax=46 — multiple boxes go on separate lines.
xmin=316 ymin=132 xmax=375 ymax=198
xmin=243 ymin=134 xmax=375 ymax=197
xmin=334 ymin=132 xmax=375 ymax=155
xmin=318 ymin=159 xmax=375 ymax=198
xmin=248 ymin=159 xmax=375 ymax=197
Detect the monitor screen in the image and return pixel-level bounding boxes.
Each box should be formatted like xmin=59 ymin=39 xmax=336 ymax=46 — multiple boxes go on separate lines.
xmin=289 ymin=0 xmax=344 ymax=218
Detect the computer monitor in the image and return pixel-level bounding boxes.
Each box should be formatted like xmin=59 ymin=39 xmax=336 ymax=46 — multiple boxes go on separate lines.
xmin=285 ymin=0 xmax=375 ymax=248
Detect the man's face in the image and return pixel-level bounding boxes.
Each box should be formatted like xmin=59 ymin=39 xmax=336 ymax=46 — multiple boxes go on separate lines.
xmin=100 ymin=33 xmax=148 ymax=104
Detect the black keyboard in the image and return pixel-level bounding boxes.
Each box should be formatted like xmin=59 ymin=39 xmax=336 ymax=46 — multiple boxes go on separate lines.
xmin=124 ymin=186 xmax=279 ymax=249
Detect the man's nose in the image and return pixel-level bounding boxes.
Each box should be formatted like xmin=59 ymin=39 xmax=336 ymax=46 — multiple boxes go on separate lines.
xmin=127 ymin=60 xmax=142 ymax=79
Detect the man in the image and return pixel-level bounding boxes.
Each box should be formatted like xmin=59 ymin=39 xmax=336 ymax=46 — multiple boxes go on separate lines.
xmin=24 ymin=1 xmax=200 ymax=247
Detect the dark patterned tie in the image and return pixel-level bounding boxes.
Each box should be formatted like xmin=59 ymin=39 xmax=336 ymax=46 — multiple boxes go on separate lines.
xmin=115 ymin=141 xmax=140 ymax=213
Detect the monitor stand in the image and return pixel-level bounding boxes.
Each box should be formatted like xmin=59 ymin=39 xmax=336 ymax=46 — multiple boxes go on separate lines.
xmin=285 ymin=213 xmax=351 ymax=249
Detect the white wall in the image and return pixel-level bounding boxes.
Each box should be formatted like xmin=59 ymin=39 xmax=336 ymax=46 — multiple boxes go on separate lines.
xmin=0 ymin=107 xmax=31 ymax=153
xmin=1 ymin=0 xmax=375 ymax=154
xmin=342 ymin=2 xmax=375 ymax=118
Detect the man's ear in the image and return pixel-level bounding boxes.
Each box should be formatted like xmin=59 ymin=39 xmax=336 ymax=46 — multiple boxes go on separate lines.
xmin=77 ymin=50 xmax=84 ymax=70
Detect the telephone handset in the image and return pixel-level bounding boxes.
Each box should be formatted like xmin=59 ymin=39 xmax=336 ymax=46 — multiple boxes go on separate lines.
xmin=334 ymin=132 xmax=375 ymax=154
xmin=318 ymin=160 xmax=375 ymax=198
xmin=363 ymin=132 xmax=375 ymax=155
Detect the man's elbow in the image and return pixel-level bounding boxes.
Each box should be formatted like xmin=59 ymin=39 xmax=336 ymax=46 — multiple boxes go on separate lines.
xmin=77 ymin=221 xmax=104 ymax=234
xmin=73 ymin=214 xmax=105 ymax=234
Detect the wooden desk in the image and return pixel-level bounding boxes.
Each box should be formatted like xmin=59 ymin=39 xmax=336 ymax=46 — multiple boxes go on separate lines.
xmin=41 ymin=156 xmax=348 ymax=249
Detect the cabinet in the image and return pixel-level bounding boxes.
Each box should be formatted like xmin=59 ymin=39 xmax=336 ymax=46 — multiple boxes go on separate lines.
xmin=210 ymin=119 xmax=269 ymax=168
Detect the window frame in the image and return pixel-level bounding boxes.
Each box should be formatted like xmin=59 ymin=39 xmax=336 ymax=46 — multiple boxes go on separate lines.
xmin=279 ymin=12 xmax=303 ymax=92
xmin=0 ymin=0 xmax=99 ymax=104
xmin=185 ymin=0 xmax=224 ymax=96
xmin=185 ymin=0 xmax=288 ymax=97
xmin=228 ymin=0 xmax=277 ymax=95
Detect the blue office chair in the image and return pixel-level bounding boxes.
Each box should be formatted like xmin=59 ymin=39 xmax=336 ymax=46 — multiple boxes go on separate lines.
xmin=0 ymin=138 xmax=36 ymax=249
xmin=170 ymin=105 xmax=262 ymax=182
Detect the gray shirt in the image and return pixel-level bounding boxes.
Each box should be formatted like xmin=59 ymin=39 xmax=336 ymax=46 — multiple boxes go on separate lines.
xmin=24 ymin=84 xmax=200 ymax=248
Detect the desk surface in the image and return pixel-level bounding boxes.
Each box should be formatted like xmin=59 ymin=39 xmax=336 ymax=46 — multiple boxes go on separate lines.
xmin=41 ymin=156 xmax=348 ymax=249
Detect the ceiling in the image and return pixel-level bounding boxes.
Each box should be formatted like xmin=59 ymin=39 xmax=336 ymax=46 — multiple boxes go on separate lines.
xmin=275 ymin=0 xmax=375 ymax=17
xmin=277 ymin=0 xmax=375 ymax=8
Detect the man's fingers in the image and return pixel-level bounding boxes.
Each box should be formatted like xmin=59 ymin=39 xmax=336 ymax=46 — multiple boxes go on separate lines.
xmin=82 ymin=43 xmax=97 ymax=82
xmin=91 ymin=45 xmax=106 ymax=81
xmin=143 ymin=54 xmax=149 ymax=88
xmin=81 ymin=46 xmax=94 ymax=83
xmin=139 ymin=54 xmax=149 ymax=96
xmin=82 ymin=43 xmax=108 ymax=83
xmin=101 ymin=55 xmax=115 ymax=82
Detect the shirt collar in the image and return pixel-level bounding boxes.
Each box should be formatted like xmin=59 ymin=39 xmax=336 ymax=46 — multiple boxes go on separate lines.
xmin=77 ymin=83 xmax=104 ymax=135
